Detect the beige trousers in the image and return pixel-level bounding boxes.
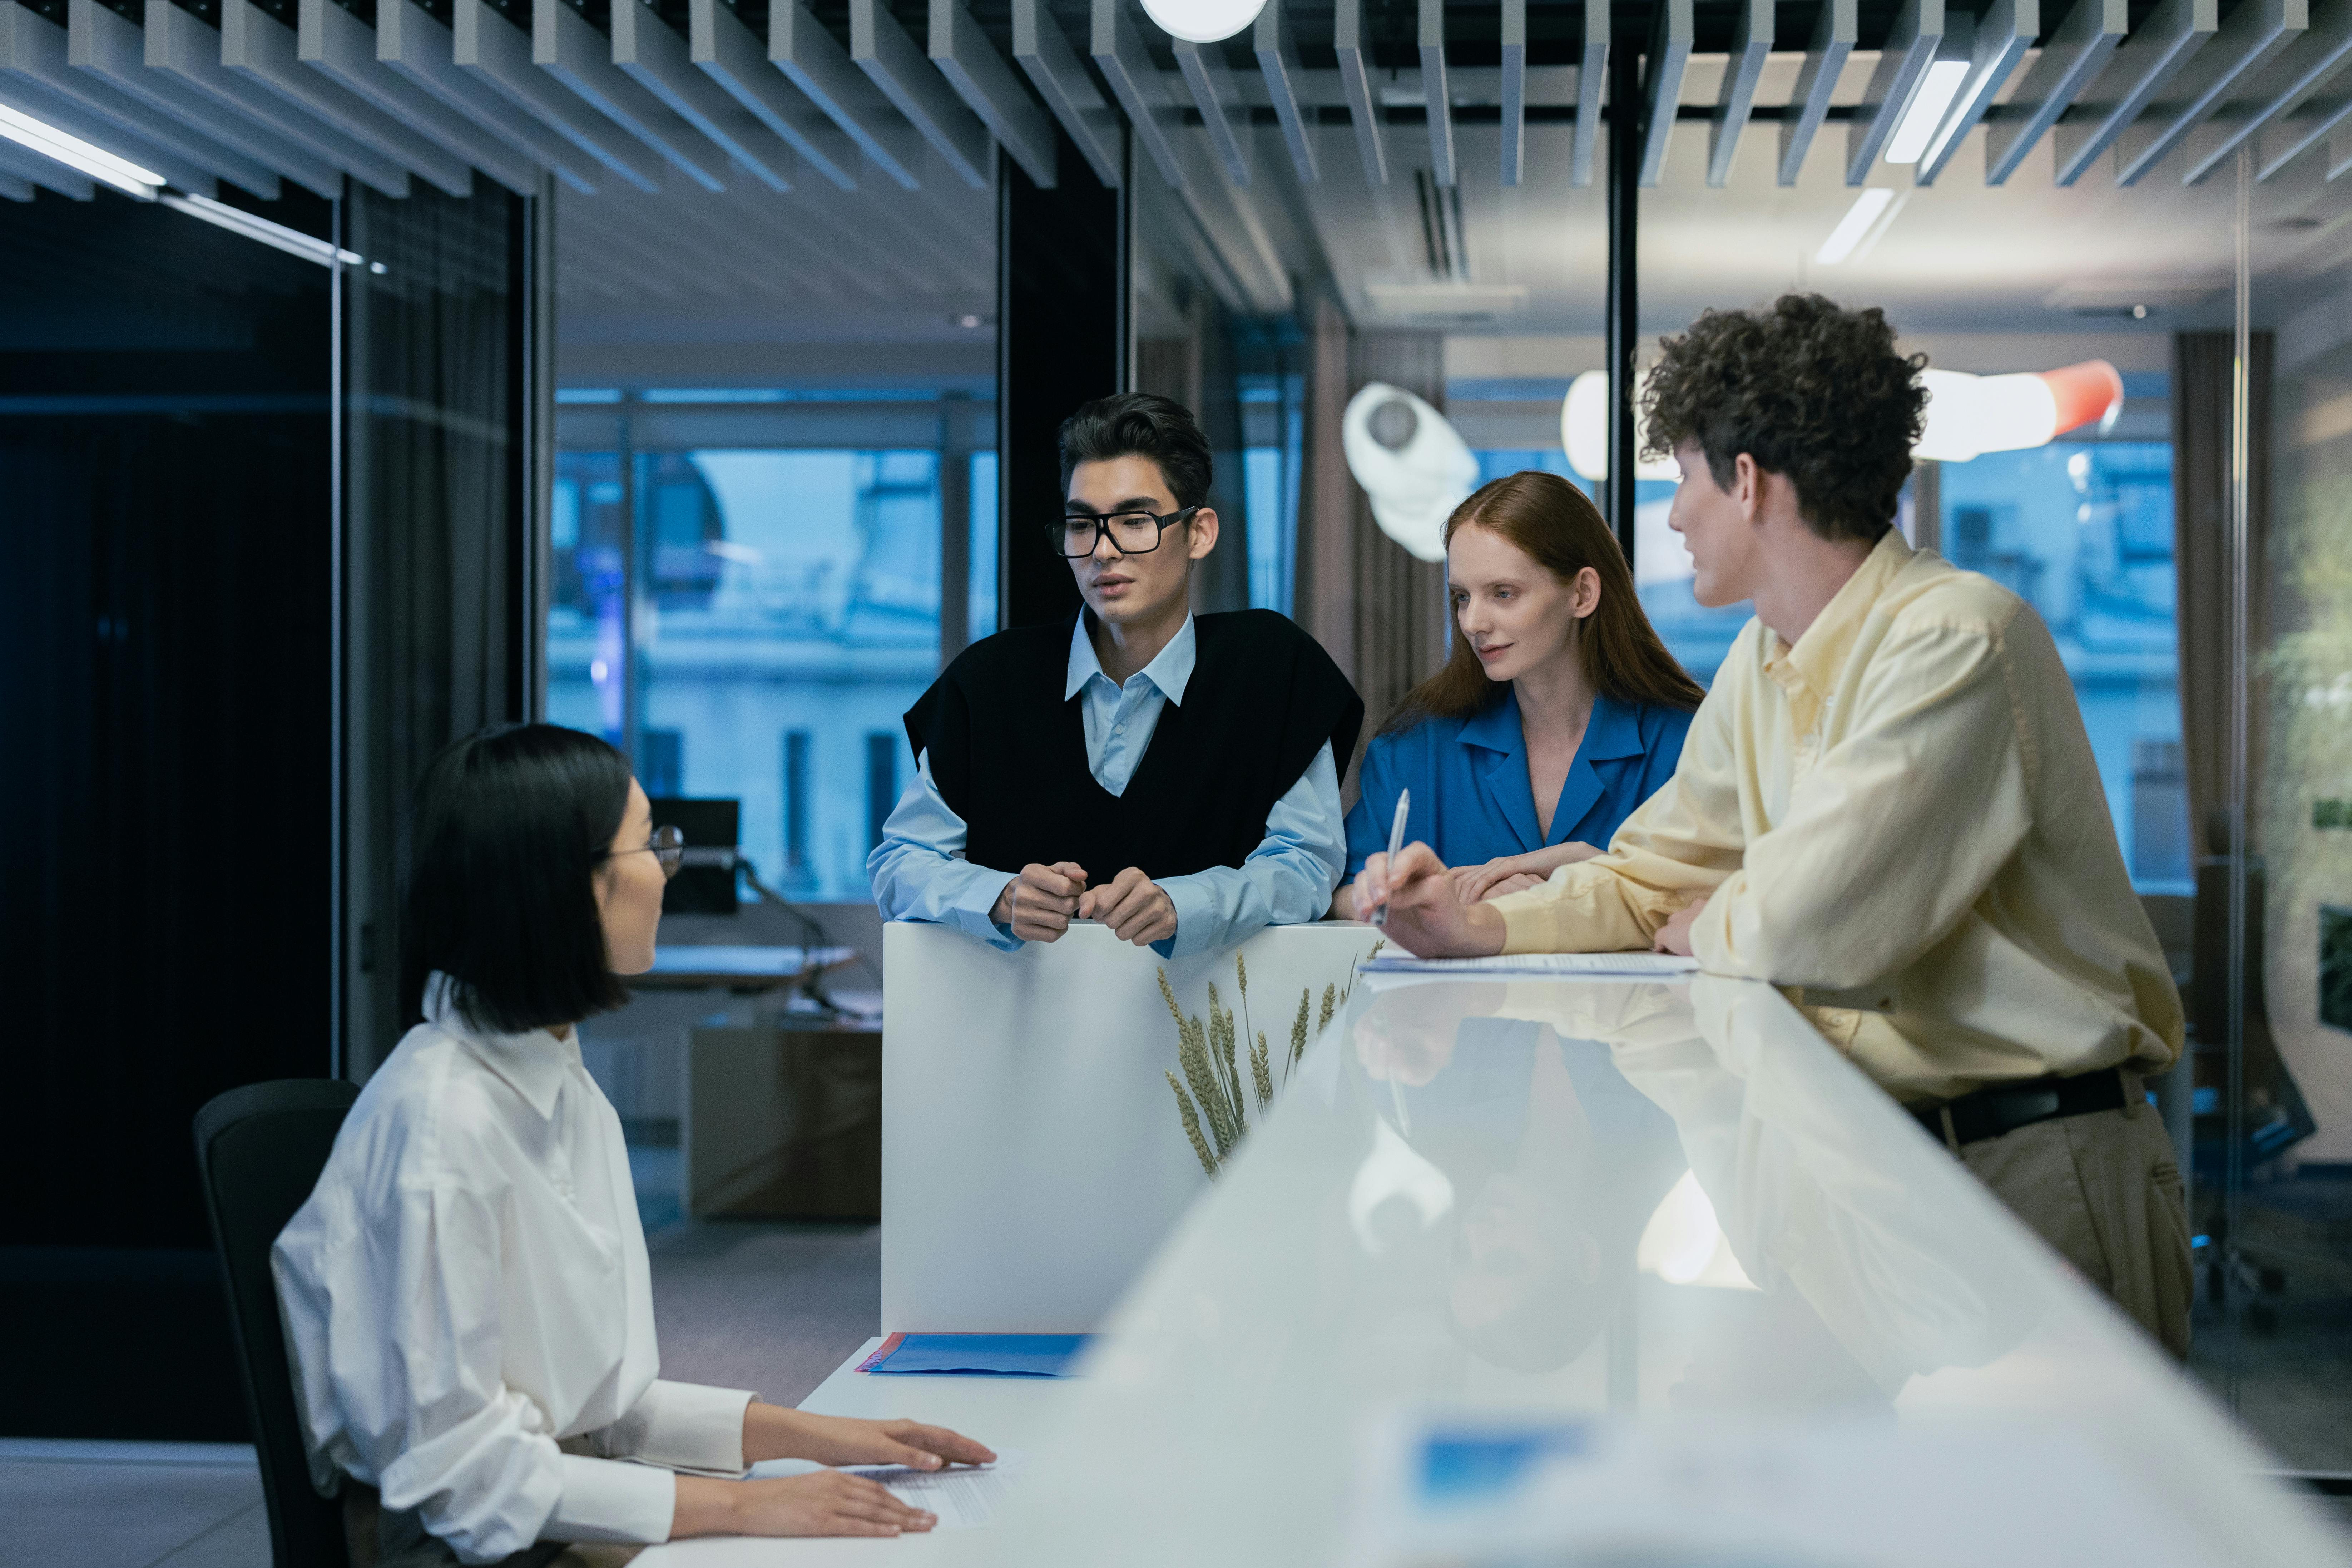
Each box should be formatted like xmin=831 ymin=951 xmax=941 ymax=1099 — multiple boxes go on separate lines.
xmin=1952 ymin=1092 xmax=2195 ymax=1359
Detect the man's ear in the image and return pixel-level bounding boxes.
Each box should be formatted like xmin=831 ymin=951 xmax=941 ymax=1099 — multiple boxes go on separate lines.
xmin=1185 ymin=507 xmax=1220 ymax=560
xmin=1732 ymin=453 xmax=1763 ymax=519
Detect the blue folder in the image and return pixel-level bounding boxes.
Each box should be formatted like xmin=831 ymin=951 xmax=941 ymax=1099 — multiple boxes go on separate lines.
xmin=858 ymin=1333 xmax=1093 ymax=1377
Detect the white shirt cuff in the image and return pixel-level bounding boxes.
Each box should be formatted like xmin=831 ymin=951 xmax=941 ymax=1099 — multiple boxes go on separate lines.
xmin=544 ymin=1453 xmax=679 ymax=1545
xmin=613 ymin=1380 xmax=754 ymax=1474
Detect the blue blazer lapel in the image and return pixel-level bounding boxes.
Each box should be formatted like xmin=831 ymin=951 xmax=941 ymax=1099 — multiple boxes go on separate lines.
xmin=1461 ymin=695 xmax=1543 ymax=853
xmin=1549 ymin=696 xmax=1645 ymax=846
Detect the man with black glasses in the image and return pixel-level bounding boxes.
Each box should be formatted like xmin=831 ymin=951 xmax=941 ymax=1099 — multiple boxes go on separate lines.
xmin=869 ymin=392 xmax=1362 ymax=956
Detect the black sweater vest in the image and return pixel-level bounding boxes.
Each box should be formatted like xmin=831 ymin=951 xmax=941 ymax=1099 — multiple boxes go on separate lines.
xmin=903 ymin=609 xmax=1364 ymax=881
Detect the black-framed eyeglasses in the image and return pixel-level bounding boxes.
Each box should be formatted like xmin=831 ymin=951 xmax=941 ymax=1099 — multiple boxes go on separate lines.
xmin=1049 ymin=506 xmax=1200 ymax=559
xmin=598 ymin=824 xmax=685 ymax=880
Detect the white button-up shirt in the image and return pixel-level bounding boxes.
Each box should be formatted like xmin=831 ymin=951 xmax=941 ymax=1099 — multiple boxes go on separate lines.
xmin=273 ymin=976 xmax=753 ymax=1564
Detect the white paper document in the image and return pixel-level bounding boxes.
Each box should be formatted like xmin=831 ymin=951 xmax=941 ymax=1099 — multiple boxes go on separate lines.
xmin=1361 ymin=952 xmax=1699 ymax=978
xmin=838 ymin=1452 xmax=1023 ymax=1529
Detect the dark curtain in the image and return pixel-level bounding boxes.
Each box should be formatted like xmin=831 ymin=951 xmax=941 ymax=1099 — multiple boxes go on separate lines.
xmin=1296 ymin=293 xmax=1449 ymax=791
xmin=0 ymin=187 xmax=334 ymax=1438
xmin=2173 ymin=331 xmax=2273 ymax=854
xmin=344 ymin=179 xmax=542 ymax=1077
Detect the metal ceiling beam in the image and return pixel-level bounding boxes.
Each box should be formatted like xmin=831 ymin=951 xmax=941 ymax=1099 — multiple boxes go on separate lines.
xmin=1846 ymin=0 xmax=1943 ymax=182
xmin=1983 ymin=0 xmax=2126 ymax=183
xmin=687 ymin=0 xmax=858 ymax=191
xmin=2257 ymin=64 xmax=2352 ymax=173
xmin=1916 ymin=0 xmax=2037 ymax=184
xmin=770 ymin=0 xmax=924 ymax=191
xmin=1253 ymin=0 xmax=1315 ymax=183
xmin=143 ymin=0 xmax=400 ymax=194
xmin=1571 ymin=0 xmax=1604 ymax=184
xmin=1092 ymin=0 xmax=1184 ymax=186
xmin=1707 ymin=0 xmax=1771 ymax=186
xmin=1167 ymin=36 xmax=1242 ymax=186
xmin=931 ymin=0 xmax=1054 ymax=187
xmin=1333 ymin=0 xmax=1385 ymax=184
xmin=851 ymin=0 xmax=989 ymax=188
xmin=1638 ymin=0 xmax=1690 ymax=185
xmin=1013 ymin=0 xmax=1118 ymax=186
xmin=0 ymin=3 xmax=243 ymax=194
xmin=222 ymin=0 xmax=472 ymax=195
xmin=2051 ymin=0 xmax=2214 ymax=182
xmin=1779 ymin=0 xmax=1855 ymax=184
xmin=2184 ymin=0 xmax=2352 ymax=182
xmin=611 ymin=0 xmax=795 ymax=192
xmin=437 ymin=0 xmax=649 ymax=193
xmin=299 ymin=0 xmax=538 ymax=195
xmin=1419 ymin=0 xmax=1454 ymax=186
xmin=535 ymin=0 xmax=727 ymax=192
xmin=2330 ymin=119 xmax=2352 ymax=170
xmin=69 ymin=0 xmax=338 ymax=196
xmin=1499 ymin=0 xmax=1523 ymax=184
xmin=2114 ymin=0 xmax=2306 ymax=183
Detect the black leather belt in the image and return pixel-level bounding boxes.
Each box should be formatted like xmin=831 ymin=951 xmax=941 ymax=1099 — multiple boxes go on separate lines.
xmin=1910 ymin=1069 xmax=2130 ymax=1148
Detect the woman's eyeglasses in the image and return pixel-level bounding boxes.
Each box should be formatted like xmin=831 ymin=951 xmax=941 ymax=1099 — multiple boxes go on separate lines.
xmin=597 ymin=824 xmax=685 ymax=881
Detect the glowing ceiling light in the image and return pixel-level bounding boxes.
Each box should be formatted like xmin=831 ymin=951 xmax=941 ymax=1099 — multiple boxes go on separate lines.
xmin=1816 ymin=187 xmax=1895 ymax=266
xmin=1883 ymin=58 xmax=1972 ymax=164
xmin=1342 ymin=381 xmax=1478 ymax=563
xmin=1138 ymin=0 xmax=1267 ymax=43
xmin=162 ymin=193 xmax=367 ymax=270
xmin=1914 ymin=361 xmax=2125 ymax=464
xmin=0 ymin=102 xmax=160 ymax=198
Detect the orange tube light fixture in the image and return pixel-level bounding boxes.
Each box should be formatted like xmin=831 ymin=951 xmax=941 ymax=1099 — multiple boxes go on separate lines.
xmin=1913 ymin=360 xmax=2125 ymax=464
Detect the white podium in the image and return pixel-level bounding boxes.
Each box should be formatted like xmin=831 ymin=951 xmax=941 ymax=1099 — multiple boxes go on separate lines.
xmin=881 ymin=919 xmax=1383 ymax=1332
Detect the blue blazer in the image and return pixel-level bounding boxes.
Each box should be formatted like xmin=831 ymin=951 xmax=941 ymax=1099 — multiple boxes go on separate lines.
xmin=1344 ymin=688 xmax=1695 ymax=876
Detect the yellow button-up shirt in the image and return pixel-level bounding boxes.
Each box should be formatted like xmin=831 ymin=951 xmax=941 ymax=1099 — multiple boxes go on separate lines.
xmin=1489 ymin=528 xmax=2182 ymax=1102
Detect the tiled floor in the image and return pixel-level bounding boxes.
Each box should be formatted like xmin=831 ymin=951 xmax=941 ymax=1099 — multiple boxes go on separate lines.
xmin=0 ymin=1221 xmax=877 ymax=1568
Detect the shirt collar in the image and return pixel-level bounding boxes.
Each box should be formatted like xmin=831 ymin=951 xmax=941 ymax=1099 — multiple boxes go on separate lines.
xmin=424 ymin=971 xmax=580 ymax=1120
xmin=1064 ymin=610 xmax=1197 ymax=705
xmin=1772 ymin=527 xmax=1913 ymax=698
xmin=1456 ymin=687 xmax=1646 ymax=760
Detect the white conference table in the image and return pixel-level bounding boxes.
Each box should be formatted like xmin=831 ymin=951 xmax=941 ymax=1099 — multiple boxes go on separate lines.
xmin=640 ymin=970 xmax=2352 ymax=1567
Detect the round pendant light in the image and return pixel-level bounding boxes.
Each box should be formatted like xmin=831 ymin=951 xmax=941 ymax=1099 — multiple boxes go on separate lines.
xmin=1139 ymin=0 xmax=1269 ymax=44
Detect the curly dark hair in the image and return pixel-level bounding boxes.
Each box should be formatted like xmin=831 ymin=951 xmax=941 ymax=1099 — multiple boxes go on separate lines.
xmin=1640 ymin=294 xmax=1927 ymax=544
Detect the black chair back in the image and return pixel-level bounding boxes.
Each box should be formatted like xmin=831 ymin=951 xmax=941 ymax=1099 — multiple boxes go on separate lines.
xmin=193 ymin=1079 xmax=359 ymax=1568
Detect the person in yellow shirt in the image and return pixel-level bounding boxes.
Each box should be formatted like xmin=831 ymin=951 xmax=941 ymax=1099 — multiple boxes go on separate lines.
xmin=1361 ymin=294 xmax=2192 ymax=1355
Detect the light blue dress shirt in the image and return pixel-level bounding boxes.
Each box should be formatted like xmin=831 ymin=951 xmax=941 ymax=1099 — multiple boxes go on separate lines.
xmin=868 ymin=614 xmax=1347 ymax=959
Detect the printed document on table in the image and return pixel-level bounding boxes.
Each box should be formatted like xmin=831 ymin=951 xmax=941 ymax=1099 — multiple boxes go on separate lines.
xmin=1361 ymin=953 xmax=1699 ymax=978
xmin=839 ymin=1452 xmax=1024 ymax=1529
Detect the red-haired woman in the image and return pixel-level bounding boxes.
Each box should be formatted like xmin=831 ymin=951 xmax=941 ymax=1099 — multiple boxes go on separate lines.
xmin=1334 ymin=471 xmax=1705 ymax=917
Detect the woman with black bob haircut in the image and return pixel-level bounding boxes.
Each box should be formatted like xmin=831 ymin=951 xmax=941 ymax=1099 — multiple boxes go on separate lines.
xmin=276 ymin=724 xmax=992 ymax=1567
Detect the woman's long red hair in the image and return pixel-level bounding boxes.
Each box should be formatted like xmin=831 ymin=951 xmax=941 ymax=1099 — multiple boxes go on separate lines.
xmin=1380 ymin=470 xmax=1705 ymax=736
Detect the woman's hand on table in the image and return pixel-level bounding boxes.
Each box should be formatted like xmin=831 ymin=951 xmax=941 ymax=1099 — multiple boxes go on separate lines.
xmin=672 ymin=1471 xmax=937 ymax=1539
xmin=1448 ymin=842 xmax=1602 ymax=905
xmin=744 ymin=1401 xmax=997 ymax=1470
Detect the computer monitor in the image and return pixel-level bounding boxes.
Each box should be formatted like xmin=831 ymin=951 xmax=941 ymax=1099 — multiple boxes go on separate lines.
xmin=649 ymin=797 xmax=739 ymax=915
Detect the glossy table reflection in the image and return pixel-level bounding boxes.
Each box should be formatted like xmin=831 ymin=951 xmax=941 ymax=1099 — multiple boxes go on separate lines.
xmin=961 ymin=973 xmax=2348 ymax=1567
xmin=647 ymin=973 xmax=2352 ymax=1565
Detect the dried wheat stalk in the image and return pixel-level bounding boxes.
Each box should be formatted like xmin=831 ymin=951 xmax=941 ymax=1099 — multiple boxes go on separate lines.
xmin=1250 ymin=1030 xmax=1273 ymax=1109
xmin=1165 ymin=1072 xmax=1217 ymax=1176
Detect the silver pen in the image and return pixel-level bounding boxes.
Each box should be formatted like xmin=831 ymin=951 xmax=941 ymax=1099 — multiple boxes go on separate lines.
xmin=1371 ymin=788 xmax=1410 ymax=929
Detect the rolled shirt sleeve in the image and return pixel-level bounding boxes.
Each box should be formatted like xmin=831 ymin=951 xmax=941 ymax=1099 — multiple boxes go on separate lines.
xmin=544 ymin=1380 xmax=754 ymax=1545
xmin=1689 ymin=621 xmax=2033 ymax=991
xmin=1488 ymin=663 xmax=1748 ymax=955
xmin=1157 ymin=742 xmax=1346 ymax=958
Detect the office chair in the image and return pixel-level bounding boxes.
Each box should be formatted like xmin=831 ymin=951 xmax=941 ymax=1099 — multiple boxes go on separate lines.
xmin=193 ymin=1079 xmax=359 ymax=1568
